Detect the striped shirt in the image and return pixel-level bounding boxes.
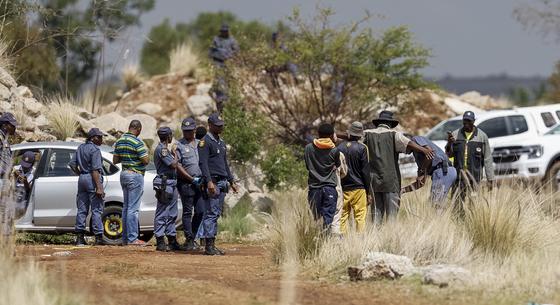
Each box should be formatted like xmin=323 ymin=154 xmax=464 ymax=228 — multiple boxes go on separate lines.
xmin=114 ymin=132 xmax=148 ymax=174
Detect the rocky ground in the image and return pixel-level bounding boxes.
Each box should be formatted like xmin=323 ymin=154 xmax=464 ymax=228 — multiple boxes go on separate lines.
xmin=17 ymin=244 xmax=491 ymax=305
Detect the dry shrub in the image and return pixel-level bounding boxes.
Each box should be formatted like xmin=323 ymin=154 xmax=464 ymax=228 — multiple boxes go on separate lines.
xmin=0 ymin=39 xmax=12 ymax=72
xmin=121 ymin=64 xmax=145 ymax=91
xmin=44 ymin=95 xmax=79 ymax=140
xmin=168 ymin=42 xmax=199 ymax=76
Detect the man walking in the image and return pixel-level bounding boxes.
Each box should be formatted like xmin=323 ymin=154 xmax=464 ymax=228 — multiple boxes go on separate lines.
xmin=401 ymin=135 xmax=457 ymax=205
xmin=73 ymin=128 xmax=106 ymax=246
xmin=197 ymin=113 xmax=238 ymax=255
xmin=113 ymin=120 xmax=150 ymax=246
xmin=304 ymin=123 xmax=341 ymax=230
xmin=445 ymin=111 xmax=494 ymax=205
xmin=177 ymin=118 xmax=204 ymax=251
xmin=337 ymin=122 xmax=370 ymax=233
xmin=364 ymin=111 xmax=434 ymax=224
xmin=153 ymin=127 xmax=195 ymax=252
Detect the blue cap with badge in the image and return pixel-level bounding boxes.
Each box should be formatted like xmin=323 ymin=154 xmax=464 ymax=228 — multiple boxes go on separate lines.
xmin=181 ymin=117 xmax=196 ymax=131
xmin=87 ymin=128 xmax=105 ymax=138
xmin=463 ymin=111 xmax=476 ymax=121
xmin=20 ymin=151 xmax=36 ymax=169
xmin=208 ymin=113 xmax=224 ymax=126
xmin=157 ymin=126 xmax=173 ymax=137
xmin=0 ymin=112 xmax=17 ymax=127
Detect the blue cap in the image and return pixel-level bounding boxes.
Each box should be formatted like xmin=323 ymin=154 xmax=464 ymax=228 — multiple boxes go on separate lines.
xmin=157 ymin=126 xmax=173 ymax=137
xmin=463 ymin=111 xmax=476 ymax=121
xmin=20 ymin=151 xmax=36 ymax=168
xmin=0 ymin=112 xmax=17 ymax=127
xmin=87 ymin=128 xmax=105 ymax=138
xmin=208 ymin=113 xmax=224 ymax=126
xmin=220 ymin=24 xmax=229 ymax=32
xmin=181 ymin=117 xmax=196 ymax=131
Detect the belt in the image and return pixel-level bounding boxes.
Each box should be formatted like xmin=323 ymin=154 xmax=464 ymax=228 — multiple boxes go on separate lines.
xmin=122 ymin=167 xmax=145 ymax=175
xmin=211 ymin=175 xmax=228 ymax=182
xmin=158 ymin=174 xmax=177 ymax=180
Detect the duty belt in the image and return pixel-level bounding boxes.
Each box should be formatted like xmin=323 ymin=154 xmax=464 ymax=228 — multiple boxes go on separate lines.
xmin=432 ymin=161 xmax=450 ymax=176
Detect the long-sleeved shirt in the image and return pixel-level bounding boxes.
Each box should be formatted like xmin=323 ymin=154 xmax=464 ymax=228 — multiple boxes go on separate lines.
xmin=198 ymin=132 xmax=233 ymax=183
xmin=447 ymin=127 xmax=494 ymax=182
xmin=337 ymin=140 xmax=370 ymax=193
xmin=304 ymin=138 xmax=341 ymax=189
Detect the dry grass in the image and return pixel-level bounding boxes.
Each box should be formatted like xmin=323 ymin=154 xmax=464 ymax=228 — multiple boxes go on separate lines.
xmin=121 ymin=64 xmax=145 ymax=91
xmin=266 ymin=184 xmax=560 ymax=301
xmin=168 ymin=42 xmax=200 ymax=77
xmin=0 ymin=39 xmax=12 ymax=72
xmin=44 ymin=95 xmax=79 ymax=140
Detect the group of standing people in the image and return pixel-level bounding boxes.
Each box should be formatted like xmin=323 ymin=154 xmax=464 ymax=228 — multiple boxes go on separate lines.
xmin=304 ymin=110 xmax=494 ymax=232
xmin=72 ymin=113 xmax=237 ymax=255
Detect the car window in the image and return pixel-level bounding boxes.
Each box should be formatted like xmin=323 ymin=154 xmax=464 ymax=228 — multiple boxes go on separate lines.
xmin=478 ymin=117 xmax=508 ymax=138
xmin=45 ymin=149 xmax=77 ymax=177
xmin=508 ymin=115 xmax=528 ymax=135
xmin=102 ymin=159 xmax=119 ymax=176
xmin=541 ymin=112 xmax=556 ymax=128
xmin=546 ymin=124 xmax=560 ymax=135
xmin=427 ymin=119 xmax=463 ymax=141
xmin=556 ymin=111 xmax=560 ymax=121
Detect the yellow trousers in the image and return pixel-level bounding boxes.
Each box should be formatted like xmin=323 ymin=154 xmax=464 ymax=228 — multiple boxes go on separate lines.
xmin=340 ymin=189 xmax=367 ymax=233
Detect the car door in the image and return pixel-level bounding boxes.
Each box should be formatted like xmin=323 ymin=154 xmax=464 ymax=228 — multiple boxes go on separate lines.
xmin=32 ymin=148 xmax=80 ymax=227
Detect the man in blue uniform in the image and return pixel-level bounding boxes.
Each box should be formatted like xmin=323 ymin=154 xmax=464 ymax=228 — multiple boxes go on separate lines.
xmin=73 ymin=128 xmax=106 ymax=246
xmin=153 ymin=127 xmax=195 ymax=252
xmin=197 ymin=113 xmax=238 ymax=255
xmin=0 ymin=112 xmax=17 ymax=238
xmin=177 ymin=118 xmax=204 ymax=251
xmin=209 ymin=24 xmax=239 ymax=112
xmin=401 ymin=135 xmax=457 ymax=205
xmin=13 ymin=151 xmax=36 ymax=220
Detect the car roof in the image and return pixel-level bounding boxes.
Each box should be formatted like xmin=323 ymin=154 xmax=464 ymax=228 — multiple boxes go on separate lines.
xmin=447 ymin=104 xmax=560 ymax=122
xmin=12 ymin=141 xmax=114 ymax=153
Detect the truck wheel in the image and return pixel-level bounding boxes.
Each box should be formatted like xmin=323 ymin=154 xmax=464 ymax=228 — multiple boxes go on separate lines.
xmin=544 ymin=162 xmax=560 ymax=191
xmin=102 ymin=205 xmax=124 ymax=245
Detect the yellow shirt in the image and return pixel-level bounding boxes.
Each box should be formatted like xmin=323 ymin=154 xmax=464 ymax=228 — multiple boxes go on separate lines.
xmin=463 ymin=131 xmax=473 ymax=167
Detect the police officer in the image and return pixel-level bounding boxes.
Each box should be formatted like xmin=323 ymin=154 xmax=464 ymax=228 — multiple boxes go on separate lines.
xmin=13 ymin=151 xmax=36 ymax=220
xmin=197 ymin=113 xmax=238 ymax=255
xmin=177 ymin=118 xmax=204 ymax=251
xmin=153 ymin=127 xmax=195 ymax=252
xmin=73 ymin=128 xmax=106 ymax=246
xmin=0 ymin=112 xmax=17 ymax=191
xmin=209 ymin=24 xmax=239 ymax=112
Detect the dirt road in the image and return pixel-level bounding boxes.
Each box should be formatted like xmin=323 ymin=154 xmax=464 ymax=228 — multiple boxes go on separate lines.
xmin=17 ymin=244 xmax=451 ymax=305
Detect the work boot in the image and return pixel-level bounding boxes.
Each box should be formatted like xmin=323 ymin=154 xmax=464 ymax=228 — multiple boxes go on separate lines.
xmin=166 ymin=236 xmax=184 ymax=251
xmin=75 ymin=232 xmax=87 ymax=246
xmin=156 ymin=236 xmax=167 ymax=252
xmin=183 ymin=237 xmax=199 ymax=251
xmin=94 ymin=234 xmax=107 ymax=246
xmin=204 ymin=238 xmax=225 ymax=256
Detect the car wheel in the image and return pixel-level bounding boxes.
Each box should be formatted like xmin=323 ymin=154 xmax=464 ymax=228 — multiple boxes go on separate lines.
xmin=102 ymin=205 xmax=123 ymax=245
xmin=138 ymin=232 xmax=154 ymax=242
xmin=544 ymin=161 xmax=560 ymax=191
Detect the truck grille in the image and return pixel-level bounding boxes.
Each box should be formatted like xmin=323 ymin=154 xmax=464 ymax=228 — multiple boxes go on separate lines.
xmin=492 ymin=146 xmax=523 ymax=163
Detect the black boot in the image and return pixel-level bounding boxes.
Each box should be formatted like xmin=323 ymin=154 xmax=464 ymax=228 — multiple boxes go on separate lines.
xmin=184 ymin=237 xmax=199 ymax=251
xmin=75 ymin=232 xmax=87 ymax=246
xmin=94 ymin=234 xmax=106 ymax=246
xmin=166 ymin=236 xmax=184 ymax=251
xmin=156 ymin=236 xmax=167 ymax=252
xmin=204 ymin=238 xmax=225 ymax=256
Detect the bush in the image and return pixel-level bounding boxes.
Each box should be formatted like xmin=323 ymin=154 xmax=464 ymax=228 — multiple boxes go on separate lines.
xmin=218 ymin=194 xmax=256 ymax=239
xmin=168 ymin=42 xmax=200 ymax=76
xmin=261 ymin=144 xmax=307 ymax=191
xmin=222 ymin=95 xmax=267 ymax=163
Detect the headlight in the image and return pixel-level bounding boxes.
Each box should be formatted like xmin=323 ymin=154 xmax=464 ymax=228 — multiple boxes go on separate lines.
xmin=526 ymin=145 xmax=543 ymax=159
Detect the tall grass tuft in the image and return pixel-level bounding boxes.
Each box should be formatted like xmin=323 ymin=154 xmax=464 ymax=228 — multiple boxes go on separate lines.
xmin=218 ymin=194 xmax=256 ymax=239
xmin=0 ymin=39 xmax=12 ymax=72
xmin=168 ymin=42 xmax=199 ymax=76
xmin=121 ymin=64 xmax=145 ymax=91
xmin=44 ymin=95 xmax=79 ymax=140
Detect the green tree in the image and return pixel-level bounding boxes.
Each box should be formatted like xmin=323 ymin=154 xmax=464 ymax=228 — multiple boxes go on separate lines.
xmin=233 ymin=7 xmax=431 ymax=144
xmin=260 ymin=144 xmax=307 ymax=191
xmin=140 ymin=19 xmax=189 ymax=75
xmin=547 ymin=61 xmax=560 ymax=102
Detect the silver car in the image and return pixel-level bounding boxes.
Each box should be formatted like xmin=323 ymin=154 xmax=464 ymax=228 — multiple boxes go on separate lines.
xmin=13 ymin=141 xmax=182 ymax=244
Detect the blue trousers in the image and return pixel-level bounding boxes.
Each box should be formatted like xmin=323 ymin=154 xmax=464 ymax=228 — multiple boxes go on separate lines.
xmin=75 ymin=174 xmax=104 ymax=235
xmin=178 ymin=182 xmax=205 ymax=240
xmin=120 ymin=171 xmax=144 ymax=243
xmin=430 ymin=167 xmax=457 ymax=203
xmin=154 ymin=184 xmax=178 ymax=238
xmin=307 ymin=186 xmax=337 ymax=228
xmin=197 ymin=181 xmax=227 ymax=239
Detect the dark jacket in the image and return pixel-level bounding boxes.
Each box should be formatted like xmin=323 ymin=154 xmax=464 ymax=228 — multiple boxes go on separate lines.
xmin=337 ymin=141 xmax=370 ymax=193
xmin=447 ymin=127 xmax=494 ymax=182
xmin=304 ymin=139 xmax=341 ymax=189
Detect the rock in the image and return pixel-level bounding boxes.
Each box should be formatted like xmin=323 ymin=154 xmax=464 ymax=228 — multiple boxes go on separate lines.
xmin=19 ymin=130 xmax=57 ymax=142
xmin=186 ymin=94 xmax=214 ymax=116
xmin=0 ymin=100 xmax=12 ymax=112
xmin=196 ymin=83 xmax=212 ymax=95
xmin=421 ymin=265 xmax=471 ymax=288
xmin=14 ymin=86 xmax=33 ymax=98
xmin=75 ymin=116 xmax=96 ymax=135
xmin=183 ymin=78 xmax=197 ymax=86
xmin=249 ymin=192 xmax=274 ymax=214
xmin=443 ymin=97 xmax=483 ymax=116
xmin=136 ymin=102 xmax=162 ymax=116
xmin=0 ymin=67 xmax=17 ymax=88
xmin=75 ymin=107 xmax=96 ymax=120
xmin=348 ymin=252 xmax=415 ymax=281
xmin=34 ymin=115 xmax=50 ymax=129
xmin=126 ymin=114 xmax=157 ymax=142
xmin=91 ymin=112 xmax=128 ymax=134
xmin=65 ymin=137 xmax=85 ymax=143
xmin=0 ymin=83 xmax=11 ymax=100
xmin=52 ymin=251 xmax=73 ymax=257
xmin=23 ymin=98 xmax=44 ymax=115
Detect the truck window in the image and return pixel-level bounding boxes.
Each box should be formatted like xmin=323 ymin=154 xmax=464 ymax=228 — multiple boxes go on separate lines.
xmin=556 ymin=111 xmax=560 ymax=120
xmin=426 ymin=120 xmax=463 ymax=141
xmin=541 ymin=112 xmax=556 ymax=128
xmin=508 ymin=115 xmax=528 ymax=135
xmin=478 ymin=117 xmax=508 ymax=138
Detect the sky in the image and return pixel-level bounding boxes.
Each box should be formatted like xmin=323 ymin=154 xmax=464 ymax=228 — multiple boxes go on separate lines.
xmin=108 ymin=0 xmax=559 ymax=78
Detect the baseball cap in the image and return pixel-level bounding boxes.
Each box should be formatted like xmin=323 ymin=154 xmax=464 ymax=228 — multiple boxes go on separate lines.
xmin=181 ymin=117 xmax=196 ymax=131
xmin=208 ymin=113 xmax=224 ymax=126
xmin=0 ymin=112 xmax=17 ymax=127
xmin=463 ymin=111 xmax=476 ymax=121
xmin=157 ymin=126 xmax=173 ymax=137
xmin=87 ymin=128 xmax=105 ymax=138
xmin=20 ymin=151 xmax=36 ymax=169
